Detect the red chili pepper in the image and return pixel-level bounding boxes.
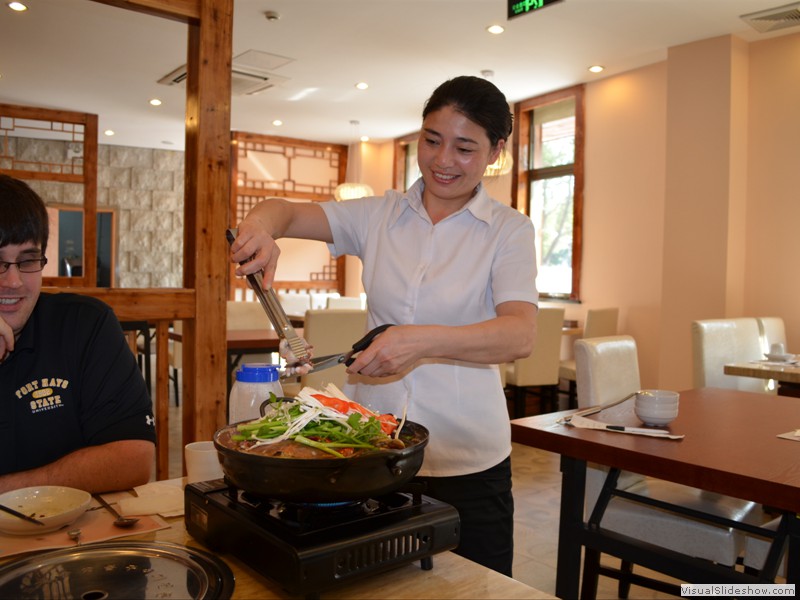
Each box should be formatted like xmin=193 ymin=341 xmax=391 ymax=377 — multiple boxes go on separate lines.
xmin=377 ymin=413 xmax=399 ymax=435
xmin=312 ymin=393 xmax=398 ymax=435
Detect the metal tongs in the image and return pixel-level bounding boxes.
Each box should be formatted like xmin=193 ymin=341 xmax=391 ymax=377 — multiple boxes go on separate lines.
xmin=226 ymin=228 xmax=310 ymax=364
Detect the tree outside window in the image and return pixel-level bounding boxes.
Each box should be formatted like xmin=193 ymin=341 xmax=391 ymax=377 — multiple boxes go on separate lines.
xmin=514 ymin=85 xmax=584 ymax=301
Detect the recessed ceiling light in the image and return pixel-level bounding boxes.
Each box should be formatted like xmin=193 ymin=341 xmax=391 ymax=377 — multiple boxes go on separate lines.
xmin=588 ymin=65 xmax=605 ymax=73
xmin=355 ymin=82 xmax=369 ymax=90
xmin=360 ymin=135 xmax=370 ymax=142
xmin=103 ymin=129 xmax=115 ymax=137
xmin=149 ymin=98 xmax=162 ymax=106
xmin=272 ymin=119 xmax=283 ymax=127
xmin=487 ymin=24 xmax=504 ymax=35
xmin=8 ymin=2 xmax=28 ymax=12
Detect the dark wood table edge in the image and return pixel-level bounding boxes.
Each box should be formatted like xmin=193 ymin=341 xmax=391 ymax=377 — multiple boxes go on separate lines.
xmin=510 ymin=392 xmax=800 ymax=598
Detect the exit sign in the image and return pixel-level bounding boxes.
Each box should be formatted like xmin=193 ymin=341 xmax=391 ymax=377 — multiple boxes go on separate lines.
xmin=508 ymin=0 xmax=563 ymax=20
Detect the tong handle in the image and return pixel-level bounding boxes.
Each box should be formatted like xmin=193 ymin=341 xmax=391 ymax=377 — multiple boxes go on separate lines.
xmin=226 ymin=228 xmax=308 ymax=360
xmin=345 ymin=324 xmax=394 ymax=366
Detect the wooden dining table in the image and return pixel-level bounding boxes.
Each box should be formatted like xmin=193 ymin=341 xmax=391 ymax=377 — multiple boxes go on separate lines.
xmin=139 ymin=514 xmax=555 ymax=599
xmin=724 ymin=360 xmax=800 ymax=397
xmin=0 ymin=485 xmax=554 ymax=600
xmin=511 ymin=387 xmax=800 ymax=599
xmin=170 ymin=327 xmax=303 ymax=391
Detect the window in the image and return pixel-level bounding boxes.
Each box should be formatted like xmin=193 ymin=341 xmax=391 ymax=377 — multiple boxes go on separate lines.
xmin=393 ymin=132 xmax=420 ymax=191
xmin=514 ymin=85 xmax=584 ymax=300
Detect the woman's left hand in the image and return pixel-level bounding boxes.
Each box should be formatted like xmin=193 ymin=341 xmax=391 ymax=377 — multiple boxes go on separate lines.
xmin=345 ymin=325 xmax=421 ymax=378
xmin=345 ymin=302 xmax=537 ymax=376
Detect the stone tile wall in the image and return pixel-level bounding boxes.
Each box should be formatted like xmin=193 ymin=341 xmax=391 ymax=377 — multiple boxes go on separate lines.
xmin=9 ymin=138 xmax=184 ymax=288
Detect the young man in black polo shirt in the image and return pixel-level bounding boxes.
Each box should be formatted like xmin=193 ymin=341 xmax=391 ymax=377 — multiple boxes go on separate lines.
xmin=0 ymin=174 xmax=156 ymax=493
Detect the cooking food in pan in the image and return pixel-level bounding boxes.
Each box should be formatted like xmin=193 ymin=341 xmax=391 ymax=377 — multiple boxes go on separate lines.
xmin=216 ymin=386 xmax=418 ymax=459
xmin=213 ymin=385 xmax=428 ymax=501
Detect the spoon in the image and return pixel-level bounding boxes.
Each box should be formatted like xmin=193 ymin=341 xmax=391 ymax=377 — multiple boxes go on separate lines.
xmin=67 ymin=528 xmax=81 ymax=545
xmin=558 ymin=391 xmax=643 ymax=425
xmin=92 ymin=494 xmax=139 ymax=528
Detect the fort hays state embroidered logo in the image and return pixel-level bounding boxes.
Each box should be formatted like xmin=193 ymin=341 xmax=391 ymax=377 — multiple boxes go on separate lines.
xmin=16 ymin=377 xmax=69 ymax=414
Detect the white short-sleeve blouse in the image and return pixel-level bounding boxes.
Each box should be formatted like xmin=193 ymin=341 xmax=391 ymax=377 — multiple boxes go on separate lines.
xmin=321 ymin=179 xmax=538 ymax=476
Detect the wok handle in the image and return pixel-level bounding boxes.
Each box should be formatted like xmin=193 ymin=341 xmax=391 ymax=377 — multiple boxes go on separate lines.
xmin=387 ymin=454 xmax=405 ymax=477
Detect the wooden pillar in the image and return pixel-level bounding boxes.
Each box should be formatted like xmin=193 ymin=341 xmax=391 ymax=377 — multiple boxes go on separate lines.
xmin=94 ymin=0 xmax=234 ymax=447
xmin=182 ymin=0 xmax=233 ymax=443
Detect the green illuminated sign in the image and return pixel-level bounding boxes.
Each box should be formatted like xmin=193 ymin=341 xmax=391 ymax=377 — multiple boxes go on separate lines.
xmin=508 ymin=0 xmax=563 ymax=20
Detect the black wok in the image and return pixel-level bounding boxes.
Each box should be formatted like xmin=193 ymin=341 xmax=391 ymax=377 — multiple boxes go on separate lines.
xmin=213 ymin=421 xmax=429 ymax=503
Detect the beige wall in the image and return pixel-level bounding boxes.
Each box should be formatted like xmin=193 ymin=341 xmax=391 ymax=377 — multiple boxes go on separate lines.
xmin=369 ymin=31 xmax=799 ymax=391
xmin=578 ymin=32 xmax=798 ymax=390
xmin=744 ymin=33 xmax=800 ymax=351
xmin=578 ymin=32 xmax=797 ymax=389
xmin=578 ymin=60 xmax=668 ymax=389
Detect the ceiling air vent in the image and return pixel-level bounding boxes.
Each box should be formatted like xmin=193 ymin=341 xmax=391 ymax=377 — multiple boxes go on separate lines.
xmin=741 ymin=2 xmax=800 ymax=33
xmin=158 ymin=50 xmax=292 ymax=96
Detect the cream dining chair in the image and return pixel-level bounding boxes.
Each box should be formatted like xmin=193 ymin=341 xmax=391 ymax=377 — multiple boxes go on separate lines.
xmin=298 ymin=309 xmax=369 ymax=391
xmin=278 ymin=292 xmax=312 ymax=318
xmin=757 ymin=316 xmax=788 ymax=393
xmin=326 ymin=296 xmax=363 ymax=310
xmin=559 ymin=307 xmax=619 ymax=408
xmin=504 ymin=307 xmax=565 ymax=417
xmin=691 ymin=318 xmax=772 ymax=394
xmin=575 ymin=335 xmax=759 ymax=598
xmin=743 ymin=516 xmax=788 ymax=580
xmin=757 ymin=316 xmax=787 ymax=354
xmin=168 ymin=320 xmax=182 ymax=406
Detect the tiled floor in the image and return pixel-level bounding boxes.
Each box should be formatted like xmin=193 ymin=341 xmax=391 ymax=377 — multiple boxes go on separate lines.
xmin=156 ymin=383 xmax=685 ymax=599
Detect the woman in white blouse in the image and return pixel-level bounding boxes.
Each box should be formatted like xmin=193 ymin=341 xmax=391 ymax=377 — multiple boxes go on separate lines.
xmin=231 ymin=75 xmax=538 ymax=576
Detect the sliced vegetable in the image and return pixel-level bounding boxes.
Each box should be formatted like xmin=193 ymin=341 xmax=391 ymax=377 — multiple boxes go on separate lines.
xmin=234 ymin=387 xmax=402 ymax=456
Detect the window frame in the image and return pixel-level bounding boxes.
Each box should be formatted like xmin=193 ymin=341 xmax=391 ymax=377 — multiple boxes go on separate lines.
xmin=512 ymin=84 xmax=585 ymax=301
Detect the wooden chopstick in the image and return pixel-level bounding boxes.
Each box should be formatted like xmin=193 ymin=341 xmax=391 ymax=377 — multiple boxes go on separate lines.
xmin=0 ymin=502 xmax=45 ymax=526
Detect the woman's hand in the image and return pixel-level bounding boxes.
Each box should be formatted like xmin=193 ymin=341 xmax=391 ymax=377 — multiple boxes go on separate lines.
xmin=230 ymin=218 xmax=282 ymax=286
xmin=345 ymin=326 xmax=422 ymax=378
xmin=229 ymin=199 xmax=333 ymax=287
xmin=345 ymin=302 xmax=537 ymax=377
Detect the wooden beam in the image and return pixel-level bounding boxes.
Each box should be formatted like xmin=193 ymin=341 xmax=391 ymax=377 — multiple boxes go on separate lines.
xmin=83 ymin=114 xmax=99 ymax=287
xmin=183 ymin=0 xmax=234 ymax=444
xmin=90 ymin=0 xmax=199 ymax=23
xmin=42 ymin=287 xmax=196 ymax=320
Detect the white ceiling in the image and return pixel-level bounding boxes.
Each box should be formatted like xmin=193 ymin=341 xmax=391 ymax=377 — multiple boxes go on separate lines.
xmin=0 ymin=0 xmax=792 ymax=150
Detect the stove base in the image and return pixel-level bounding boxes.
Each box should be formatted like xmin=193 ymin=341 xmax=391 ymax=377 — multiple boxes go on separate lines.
xmin=185 ymin=480 xmax=460 ymax=598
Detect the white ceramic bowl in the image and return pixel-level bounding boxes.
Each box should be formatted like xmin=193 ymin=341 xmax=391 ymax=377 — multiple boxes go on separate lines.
xmin=0 ymin=486 xmax=91 ymax=535
xmin=635 ymin=391 xmax=679 ymax=413
xmin=635 ymin=398 xmax=678 ymax=408
xmin=634 ymin=404 xmax=678 ymax=427
xmin=765 ymin=353 xmax=796 ymax=362
xmin=635 ymin=398 xmax=679 ymax=408
xmin=635 ymin=390 xmax=679 ymax=403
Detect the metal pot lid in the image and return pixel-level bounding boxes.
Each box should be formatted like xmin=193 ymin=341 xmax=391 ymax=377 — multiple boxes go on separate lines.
xmin=0 ymin=541 xmax=234 ymax=599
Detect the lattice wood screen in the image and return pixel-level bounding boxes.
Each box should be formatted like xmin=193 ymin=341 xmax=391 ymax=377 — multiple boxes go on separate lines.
xmin=230 ymin=131 xmax=348 ymax=299
xmin=0 ymin=103 xmax=98 ymax=287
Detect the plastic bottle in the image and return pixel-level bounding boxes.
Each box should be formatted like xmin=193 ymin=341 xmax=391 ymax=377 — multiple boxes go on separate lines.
xmin=229 ymin=363 xmax=283 ymax=423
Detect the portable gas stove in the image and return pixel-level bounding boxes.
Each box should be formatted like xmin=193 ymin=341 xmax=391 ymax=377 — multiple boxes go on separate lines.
xmin=185 ymin=479 xmax=460 ymax=599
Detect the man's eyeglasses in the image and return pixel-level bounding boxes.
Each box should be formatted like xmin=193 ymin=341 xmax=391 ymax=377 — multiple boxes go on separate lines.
xmin=0 ymin=257 xmax=48 ymax=274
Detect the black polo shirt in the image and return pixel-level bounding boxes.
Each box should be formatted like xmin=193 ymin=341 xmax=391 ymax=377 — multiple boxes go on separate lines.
xmin=0 ymin=293 xmax=156 ymax=475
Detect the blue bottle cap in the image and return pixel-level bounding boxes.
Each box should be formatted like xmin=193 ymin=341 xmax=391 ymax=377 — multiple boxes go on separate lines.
xmin=235 ymin=363 xmax=280 ymax=383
